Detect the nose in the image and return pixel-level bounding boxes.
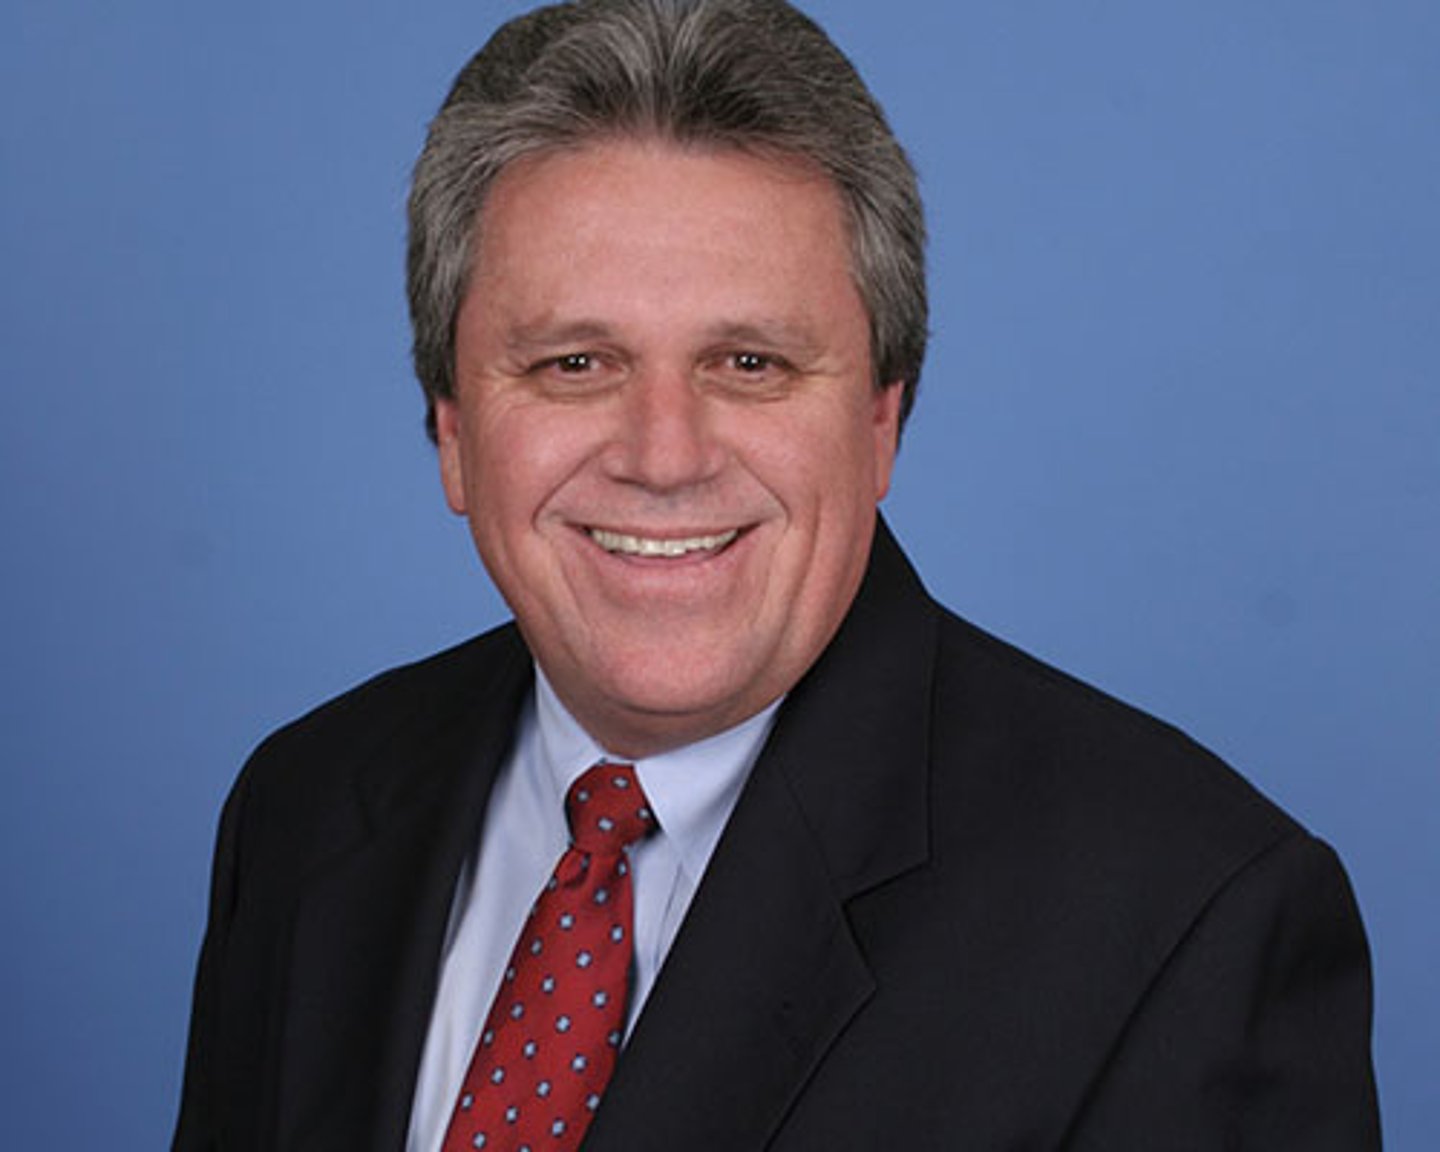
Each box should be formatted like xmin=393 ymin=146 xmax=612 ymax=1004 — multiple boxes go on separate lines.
xmin=605 ymin=363 xmax=724 ymax=491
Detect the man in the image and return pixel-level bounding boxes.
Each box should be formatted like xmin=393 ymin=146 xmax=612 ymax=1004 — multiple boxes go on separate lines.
xmin=173 ymin=1 xmax=1381 ymax=1149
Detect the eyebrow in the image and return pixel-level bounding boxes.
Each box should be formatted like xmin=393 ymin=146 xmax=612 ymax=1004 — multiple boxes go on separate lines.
xmin=500 ymin=316 xmax=827 ymax=359
xmin=504 ymin=319 xmax=616 ymax=355
xmin=701 ymin=320 xmax=824 ymax=357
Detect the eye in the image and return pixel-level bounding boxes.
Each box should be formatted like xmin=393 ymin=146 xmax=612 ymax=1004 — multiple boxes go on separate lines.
xmin=552 ymin=352 xmax=595 ymax=374
xmin=522 ymin=348 xmax=623 ymax=399
xmin=731 ymin=352 xmax=773 ymax=373
xmin=701 ymin=348 xmax=796 ymax=400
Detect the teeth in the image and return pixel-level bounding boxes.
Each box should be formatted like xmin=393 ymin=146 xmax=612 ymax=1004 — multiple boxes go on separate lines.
xmin=589 ymin=528 xmax=739 ymax=557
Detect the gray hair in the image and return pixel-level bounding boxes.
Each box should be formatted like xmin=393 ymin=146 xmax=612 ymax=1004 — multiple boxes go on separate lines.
xmin=407 ymin=0 xmax=927 ymax=440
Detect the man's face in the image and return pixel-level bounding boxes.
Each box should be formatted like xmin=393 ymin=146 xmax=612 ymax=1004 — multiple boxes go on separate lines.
xmin=436 ymin=139 xmax=902 ymax=757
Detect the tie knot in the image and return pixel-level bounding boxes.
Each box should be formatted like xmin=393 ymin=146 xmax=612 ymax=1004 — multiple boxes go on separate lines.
xmin=565 ymin=762 xmax=656 ymax=855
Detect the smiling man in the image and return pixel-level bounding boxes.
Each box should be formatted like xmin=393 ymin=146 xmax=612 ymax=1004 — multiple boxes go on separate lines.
xmin=436 ymin=140 xmax=899 ymax=759
xmin=173 ymin=2 xmax=1380 ymax=1150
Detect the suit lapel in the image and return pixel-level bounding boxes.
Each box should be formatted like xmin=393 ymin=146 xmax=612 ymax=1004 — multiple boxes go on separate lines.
xmin=585 ymin=520 xmax=938 ymax=1152
xmin=272 ymin=629 xmax=533 ymax=1152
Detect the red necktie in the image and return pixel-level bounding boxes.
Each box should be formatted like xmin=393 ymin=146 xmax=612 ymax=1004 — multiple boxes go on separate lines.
xmin=441 ymin=762 xmax=657 ymax=1152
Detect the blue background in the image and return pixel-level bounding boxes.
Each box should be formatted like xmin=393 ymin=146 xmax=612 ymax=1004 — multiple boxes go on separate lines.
xmin=2 ymin=0 xmax=1435 ymax=1145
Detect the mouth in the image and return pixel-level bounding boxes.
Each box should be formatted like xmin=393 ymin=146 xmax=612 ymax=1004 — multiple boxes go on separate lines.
xmin=587 ymin=527 xmax=741 ymax=558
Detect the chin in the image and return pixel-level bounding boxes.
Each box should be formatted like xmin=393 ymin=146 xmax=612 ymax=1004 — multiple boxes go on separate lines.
xmin=609 ymin=663 xmax=750 ymax=719
xmin=580 ymin=655 xmax=767 ymax=750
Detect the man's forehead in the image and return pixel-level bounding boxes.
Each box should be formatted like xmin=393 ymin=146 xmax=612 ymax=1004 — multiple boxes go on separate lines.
xmin=471 ymin=141 xmax=846 ymax=266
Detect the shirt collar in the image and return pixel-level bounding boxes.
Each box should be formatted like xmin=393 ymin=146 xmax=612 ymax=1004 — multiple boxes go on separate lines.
xmin=532 ymin=665 xmax=780 ymax=884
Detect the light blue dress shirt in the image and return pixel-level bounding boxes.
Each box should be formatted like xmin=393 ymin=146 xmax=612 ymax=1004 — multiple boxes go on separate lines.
xmin=405 ymin=666 xmax=779 ymax=1152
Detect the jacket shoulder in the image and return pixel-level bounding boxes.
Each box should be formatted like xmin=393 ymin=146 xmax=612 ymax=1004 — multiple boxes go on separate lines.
xmin=243 ymin=625 xmax=526 ymax=781
xmin=222 ymin=624 xmax=530 ymax=878
xmin=929 ymin=608 xmax=1304 ymax=894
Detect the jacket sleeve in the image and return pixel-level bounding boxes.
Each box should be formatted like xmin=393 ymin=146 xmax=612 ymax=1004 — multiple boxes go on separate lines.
xmin=171 ymin=769 xmax=251 ymax=1152
xmin=1066 ymin=831 xmax=1382 ymax=1150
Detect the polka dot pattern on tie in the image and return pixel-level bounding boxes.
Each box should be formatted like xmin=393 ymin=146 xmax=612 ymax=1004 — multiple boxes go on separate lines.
xmin=441 ymin=763 xmax=657 ymax=1152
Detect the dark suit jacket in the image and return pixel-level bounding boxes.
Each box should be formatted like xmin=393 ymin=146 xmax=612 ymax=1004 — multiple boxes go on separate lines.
xmin=174 ymin=522 xmax=1380 ymax=1150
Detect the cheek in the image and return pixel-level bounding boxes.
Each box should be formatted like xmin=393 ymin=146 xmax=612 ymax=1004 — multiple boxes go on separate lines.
xmin=765 ymin=398 xmax=890 ymax=505
xmin=471 ymin=409 xmax=601 ymax=527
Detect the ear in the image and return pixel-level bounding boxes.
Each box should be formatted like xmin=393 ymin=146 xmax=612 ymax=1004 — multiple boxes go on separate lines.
xmin=871 ymin=381 xmax=904 ymax=502
xmin=434 ymin=396 xmax=469 ymax=516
